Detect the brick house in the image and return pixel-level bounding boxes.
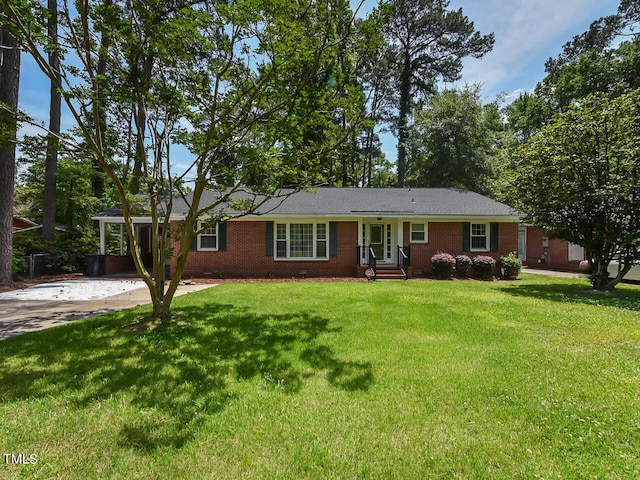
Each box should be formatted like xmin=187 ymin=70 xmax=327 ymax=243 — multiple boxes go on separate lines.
xmin=521 ymin=226 xmax=586 ymax=272
xmin=94 ymin=188 xmax=520 ymax=279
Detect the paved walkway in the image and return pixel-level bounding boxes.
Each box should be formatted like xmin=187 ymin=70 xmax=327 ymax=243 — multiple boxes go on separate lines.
xmin=521 ymin=267 xmax=590 ymax=279
xmin=0 ymin=279 xmax=213 ymax=340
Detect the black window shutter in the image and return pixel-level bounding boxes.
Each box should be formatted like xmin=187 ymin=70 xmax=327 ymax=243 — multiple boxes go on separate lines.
xmin=329 ymin=222 xmax=338 ymax=257
xmin=462 ymin=222 xmax=470 ymax=251
xmin=218 ymin=222 xmax=227 ymax=251
xmin=490 ymin=223 xmax=499 ymax=252
xmin=190 ymin=221 xmax=198 ymax=251
xmin=266 ymin=221 xmax=274 ymax=257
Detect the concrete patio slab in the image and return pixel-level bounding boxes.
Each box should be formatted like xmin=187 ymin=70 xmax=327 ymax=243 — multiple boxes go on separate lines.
xmin=0 ymin=279 xmax=214 ymax=340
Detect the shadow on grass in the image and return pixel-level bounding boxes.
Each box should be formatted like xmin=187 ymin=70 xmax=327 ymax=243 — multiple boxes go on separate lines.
xmin=0 ymin=301 xmax=373 ymax=451
xmin=499 ymin=281 xmax=640 ymax=313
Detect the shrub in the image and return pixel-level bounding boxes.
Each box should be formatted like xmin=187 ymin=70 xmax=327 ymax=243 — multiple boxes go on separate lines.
xmin=431 ymin=252 xmax=456 ymax=279
xmin=12 ymin=256 xmax=26 ymax=280
xmin=13 ymin=229 xmax=98 ymax=274
xmin=455 ymin=255 xmax=472 ymax=278
xmin=472 ymin=255 xmax=496 ymax=280
xmin=499 ymin=252 xmax=523 ymax=279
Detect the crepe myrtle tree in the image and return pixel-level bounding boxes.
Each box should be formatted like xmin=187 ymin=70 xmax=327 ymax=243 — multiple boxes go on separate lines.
xmin=509 ymin=91 xmax=640 ymax=291
xmin=3 ymin=0 xmax=367 ymax=322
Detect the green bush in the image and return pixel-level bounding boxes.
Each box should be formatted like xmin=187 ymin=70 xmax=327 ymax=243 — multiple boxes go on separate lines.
xmin=455 ymin=254 xmax=472 ymax=278
xmin=12 ymin=256 xmax=26 ymax=279
xmin=431 ymin=252 xmax=456 ymax=279
xmin=13 ymin=229 xmax=99 ymax=274
xmin=472 ymin=255 xmax=496 ymax=280
xmin=499 ymin=252 xmax=523 ymax=279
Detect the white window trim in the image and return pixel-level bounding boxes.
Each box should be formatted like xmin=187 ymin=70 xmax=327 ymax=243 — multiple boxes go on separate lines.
xmin=197 ymin=221 xmax=218 ymax=251
xmin=410 ymin=222 xmax=428 ymax=243
xmin=470 ymin=223 xmax=490 ymax=252
xmin=275 ymin=222 xmax=329 ymax=261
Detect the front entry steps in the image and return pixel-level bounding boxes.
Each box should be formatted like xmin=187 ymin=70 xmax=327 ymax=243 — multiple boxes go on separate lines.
xmin=372 ymin=266 xmax=406 ymax=280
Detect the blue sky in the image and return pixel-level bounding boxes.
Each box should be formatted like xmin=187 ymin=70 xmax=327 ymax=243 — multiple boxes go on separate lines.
xmin=18 ymin=0 xmax=621 ymax=163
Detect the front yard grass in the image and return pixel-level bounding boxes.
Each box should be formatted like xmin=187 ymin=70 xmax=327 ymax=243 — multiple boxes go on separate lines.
xmin=1 ymin=275 xmax=639 ymax=479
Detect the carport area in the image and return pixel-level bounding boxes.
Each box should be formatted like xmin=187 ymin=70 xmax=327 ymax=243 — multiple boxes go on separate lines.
xmin=92 ymin=207 xmax=156 ymax=275
xmin=0 ymin=279 xmax=212 ymax=340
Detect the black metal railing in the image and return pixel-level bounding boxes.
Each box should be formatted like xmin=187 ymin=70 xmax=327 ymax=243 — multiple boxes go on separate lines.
xmin=368 ymin=246 xmax=377 ymax=279
xmin=397 ymin=245 xmax=410 ymax=279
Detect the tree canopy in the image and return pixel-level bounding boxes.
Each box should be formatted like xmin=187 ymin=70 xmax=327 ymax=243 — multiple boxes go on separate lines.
xmin=509 ymin=91 xmax=640 ymax=290
xmin=2 ymin=0 xmax=366 ymax=320
xmin=405 ymin=85 xmax=502 ymax=194
xmin=381 ymin=0 xmax=494 ymax=187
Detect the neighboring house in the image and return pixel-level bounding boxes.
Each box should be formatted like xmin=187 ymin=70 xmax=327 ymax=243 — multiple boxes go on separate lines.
xmin=12 ymin=216 xmax=38 ymax=232
xmin=93 ymin=188 xmax=520 ymax=279
xmin=521 ymin=226 xmax=586 ymax=272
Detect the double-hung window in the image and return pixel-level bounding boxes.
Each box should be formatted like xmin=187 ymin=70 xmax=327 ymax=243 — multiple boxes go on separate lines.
xmin=198 ymin=222 xmax=218 ymax=250
xmin=470 ymin=223 xmax=488 ymax=251
xmin=410 ymin=223 xmax=427 ymax=242
xmin=275 ymin=223 xmax=328 ymax=260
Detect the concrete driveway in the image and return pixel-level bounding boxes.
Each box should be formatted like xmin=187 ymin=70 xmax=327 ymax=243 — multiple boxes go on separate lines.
xmin=0 ymin=279 xmax=212 ymax=340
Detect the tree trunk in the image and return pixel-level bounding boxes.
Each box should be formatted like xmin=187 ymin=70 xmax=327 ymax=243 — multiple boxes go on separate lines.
xmin=590 ymin=257 xmax=631 ymax=291
xmin=0 ymin=29 xmax=21 ymax=286
xmin=396 ymin=54 xmax=412 ymax=188
xmin=43 ymin=0 xmax=61 ymax=242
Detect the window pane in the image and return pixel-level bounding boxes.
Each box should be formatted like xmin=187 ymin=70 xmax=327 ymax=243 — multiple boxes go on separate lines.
xmin=411 ymin=223 xmax=425 ymax=241
xmin=471 ymin=236 xmax=486 ymax=249
xmin=199 ymin=223 xmax=217 ymax=249
xmin=201 ymin=235 xmax=217 ymax=249
xmin=371 ymin=225 xmax=383 ymax=243
xmin=471 ymin=223 xmax=487 ymax=250
xmin=472 ymin=224 xmax=486 ymax=236
xmin=276 ymin=241 xmax=287 ymax=258
xmin=290 ymin=224 xmax=313 ymax=258
xmin=317 ymin=223 xmax=327 ymax=240
xmin=316 ymin=240 xmax=327 ymax=258
xmin=276 ymin=224 xmax=286 ymax=240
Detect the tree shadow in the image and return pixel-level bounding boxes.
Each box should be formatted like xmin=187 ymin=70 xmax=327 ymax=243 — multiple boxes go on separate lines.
xmin=300 ymin=345 xmax=373 ymax=391
xmin=499 ymin=281 xmax=640 ymax=313
xmin=0 ymin=301 xmax=373 ymax=452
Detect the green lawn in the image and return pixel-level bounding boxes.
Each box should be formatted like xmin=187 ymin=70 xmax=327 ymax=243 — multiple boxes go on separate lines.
xmin=1 ymin=275 xmax=639 ymax=479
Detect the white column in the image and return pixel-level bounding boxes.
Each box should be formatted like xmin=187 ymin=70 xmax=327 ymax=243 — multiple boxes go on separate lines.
xmin=99 ymin=221 xmax=106 ymax=254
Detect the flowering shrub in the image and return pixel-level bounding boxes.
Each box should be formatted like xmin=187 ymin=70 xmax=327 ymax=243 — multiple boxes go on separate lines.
xmin=472 ymin=255 xmax=496 ymax=280
xmin=499 ymin=252 xmax=522 ymax=279
xmin=431 ymin=252 xmax=456 ymax=279
xmin=455 ymin=254 xmax=472 ymax=278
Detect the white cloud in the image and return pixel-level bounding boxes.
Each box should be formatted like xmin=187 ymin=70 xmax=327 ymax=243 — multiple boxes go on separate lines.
xmin=451 ymin=0 xmax=619 ymax=101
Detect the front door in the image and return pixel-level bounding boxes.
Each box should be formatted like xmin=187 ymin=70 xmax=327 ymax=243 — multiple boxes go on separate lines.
xmin=370 ymin=224 xmax=385 ymax=261
xmin=518 ymin=227 xmax=527 ymax=261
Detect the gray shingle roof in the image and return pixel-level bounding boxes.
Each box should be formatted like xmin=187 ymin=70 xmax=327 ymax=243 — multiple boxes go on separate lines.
xmin=172 ymin=187 xmax=518 ymax=219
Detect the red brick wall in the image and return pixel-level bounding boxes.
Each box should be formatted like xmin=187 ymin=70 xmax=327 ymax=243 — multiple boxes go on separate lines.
xmin=405 ymin=221 xmax=519 ymax=276
xmin=171 ymin=219 xmax=519 ymax=278
xmin=173 ymin=220 xmax=359 ymax=278
xmin=525 ymin=227 xmax=583 ymax=271
xmin=104 ymin=253 xmax=153 ymax=275
xmin=105 ymin=255 xmax=135 ymax=275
